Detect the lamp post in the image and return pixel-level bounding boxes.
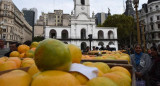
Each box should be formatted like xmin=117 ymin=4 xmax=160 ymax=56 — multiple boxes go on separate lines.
xmin=88 ymin=34 xmax=92 ymax=51
xmin=133 ymin=0 xmax=141 ymax=44
xmin=140 ymin=21 xmax=146 ymax=52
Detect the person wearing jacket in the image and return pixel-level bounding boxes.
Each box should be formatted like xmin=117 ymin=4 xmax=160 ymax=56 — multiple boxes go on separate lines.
xmin=130 ymin=44 xmax=151 ymax=86
xmin=149 ymin=46 xmax=160 ymax=86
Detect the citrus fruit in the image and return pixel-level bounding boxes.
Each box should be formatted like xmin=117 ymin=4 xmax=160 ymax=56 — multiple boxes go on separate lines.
xmin=9 ymin=51 xmax=20 ymax=57
xmin=0 ymin=70 xmax=31 ymax=86
xmin=18 ymin=45 xmax=30 ymax=53
xmin=67 ymin=44 xmax=82 ymax=63
xmin=31 ymin=70 xmax=81 ymax=86
xmin=34 ymin=39 xmax=72 ymax=71
xmin=86 ymin=77 xmax=118 ymax=86
xmin=30 ymin=42 xmax=39 ymax=48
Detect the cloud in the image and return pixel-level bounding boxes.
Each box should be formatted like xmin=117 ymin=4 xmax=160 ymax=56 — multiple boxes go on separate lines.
xmin=12 ymin=0 xmax=147 ymax=17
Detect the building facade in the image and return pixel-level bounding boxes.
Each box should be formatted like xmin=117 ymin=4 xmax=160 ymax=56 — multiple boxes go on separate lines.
xmin=22 ymin=8 xmax=35 ymax=38
xmin=45 ymin=0 xmax=118 ymax=50
xmin=34 ymin=10 xmax=71 ymax=37
xmin=124 ymin=0 xmax=135 ymax=17
xmin=95 ymin=12 xmax=108 ymax=25
xmin=36 ymin=10 xmax=71 ymax=26
xmin=139 ymin=0 xmax=160 ymax=48
xmin=0 ymin=0 xmax=32 ymax=47
xmin=30 ymin=8 xmax=38 ymax=24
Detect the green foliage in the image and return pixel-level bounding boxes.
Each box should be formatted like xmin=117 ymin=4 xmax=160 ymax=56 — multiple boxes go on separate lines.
xmin=33 ymin=36 xmax=44 ymax=42
xmin=97 ymin=24 xmax=102 ymax=27
xmin=103 ymin=14 xmax=136 ymax=45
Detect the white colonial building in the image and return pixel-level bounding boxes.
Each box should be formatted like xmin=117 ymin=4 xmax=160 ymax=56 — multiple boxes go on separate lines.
xmin=45 ymin=0 xmax=118 ymax=50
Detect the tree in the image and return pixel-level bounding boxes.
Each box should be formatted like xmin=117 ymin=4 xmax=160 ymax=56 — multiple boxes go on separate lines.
xmin=103 ymin=14 xmax=136 ymax=47
xmin=33 ymin=36 xmax=44 ymax=42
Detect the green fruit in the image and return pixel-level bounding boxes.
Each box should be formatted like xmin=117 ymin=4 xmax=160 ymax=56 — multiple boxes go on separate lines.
xmin=34 ymin=39 xmax=72 ymax=71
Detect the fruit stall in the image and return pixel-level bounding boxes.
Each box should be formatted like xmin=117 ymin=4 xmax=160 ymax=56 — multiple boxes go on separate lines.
xmin=0 ymin=39 xmax=135 ymax=86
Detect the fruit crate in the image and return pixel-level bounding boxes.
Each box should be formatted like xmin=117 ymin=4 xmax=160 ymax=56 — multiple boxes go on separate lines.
xmin=81 ymin=61 xmax=136 ymax=86
xmin=107 ymin=63 xmax=136 ymax=86
xmin=0 ymin=67 xmax=30 ymax=75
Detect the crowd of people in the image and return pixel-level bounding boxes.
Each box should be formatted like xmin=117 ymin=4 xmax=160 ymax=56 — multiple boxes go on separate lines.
xmin=0 ymin=39 xmax=31 ymax=57
xmin=83 ymin=43 xmax=160 ymax=86
xmin=130 ymin=44 xmax=160 ymax=86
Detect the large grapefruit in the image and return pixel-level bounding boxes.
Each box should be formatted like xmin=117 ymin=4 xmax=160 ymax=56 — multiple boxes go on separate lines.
xmin=0 ymin=70 xmax=31 ymax=86
xmin=34 ymin=39 xmax=72 ymax=71
xmin=67 ymin=44 xmax=82 ymax=63
xmin=86 ymin=77 xmax=118 ymax=86
xmin=31 ymin=70 xmax=80 ymax=86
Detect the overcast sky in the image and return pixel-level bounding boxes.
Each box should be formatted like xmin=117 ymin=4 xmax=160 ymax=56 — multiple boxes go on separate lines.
xmin=12 ymin=0 xmax=147 ymax=18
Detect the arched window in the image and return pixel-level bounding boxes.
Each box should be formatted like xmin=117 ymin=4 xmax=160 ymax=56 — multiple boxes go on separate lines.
xmin=81 ymin=0 xmax=85 ymax=5
xmin=108 ymin=30 xmax=114 ymax=39
xmin=81 ymin=42 xmax=87 ymax=51
xmin=98 ymin=30 xmax=104 ymax=39
xmin=61 ymin=30 xmax=68 ymax=39
xmin=108 ymin=41 xmax=114 ymax=45
xmin=156 ymin=5 xmax=159 ymax=10
xmin=98 ymin=42 xmax=104 ymax=46
xmin=50 ymin=29 xmax=57 ymax=38
xmin=81 ymin=29 xmax=86 ymax=39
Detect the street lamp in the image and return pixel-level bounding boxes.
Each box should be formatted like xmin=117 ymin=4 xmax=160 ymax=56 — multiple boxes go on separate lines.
xmin=133 ymin=0 xmax=141 ymax=44
xmin=140 ymin=21 xmax=146 ymax=52
xmin=88 ymin=34 xmax=92 ymax=50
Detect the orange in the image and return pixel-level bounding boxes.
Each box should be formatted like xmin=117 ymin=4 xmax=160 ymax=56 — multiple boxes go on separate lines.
xmin=86 ymin=77 xmax=118 ymax=86
xmin=34 ymin=39 xmax=72 ymax=71
xmin=0 ymin=70 xmax=31 ymax=86
xmin=111 ymin=71 xmax=131 ymax=85
xmin=19 ymin=53 xmax=25 ymax=58
xmin=103 ymin=73 xmax=126 ymax=86
xmin=67 ymin=44 xmax=82 ymax=63
xmin=21 ymin=59 xmax=35 ymax=67
xmin=18 ymin=45 xmax=30 ymax=53
xmin=8 ymin=57 xmax=21 ymax=68
xmin=30 ymin=42 xmax=39 ymax=48
xmin=0 ymin=61 xmax=17 ymax=71
xmin=31 ymin=70 xmax=81 ymax=86
xmin=110 ymin=66 xmax=131 ymax=77
xmin=30 ymin=48 xmax=36 ymax=51
xmin=28 ymin=64 xmax=40 ymax=76
xmin=9 ymin=51 xmax=20 ymax=57
xmin=70 ymin=72 xmax=89 ymax=85
xmin=25 ymin=50 xmax=34 ymax=58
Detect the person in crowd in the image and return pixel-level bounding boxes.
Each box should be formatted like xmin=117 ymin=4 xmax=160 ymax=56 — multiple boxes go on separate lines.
xmin=95 ymin=47 xmax=99 ymax=50
xmin=149 ymin=46 xmax=160 ymax=86
xmin=99 ymin=45 xmax=105 ymax=50
xmin=127 ymin=45 xmax=131 ymax=55
xmin=130 ymin=44 xmax=151 ymax=86
xmin=83 ymin=46 xmax=90 ymax=53
xmin=4 ymin=42 xmax=20 ymax=57
xmin=106 ymin=45 xmax=110 ymax=51
xmin=147 ymin=49 xmax=152 ymax=56
xmin=0 ymin=39 xmax=9 ymax=57
xmin=92 ymin=46 xmax=96 ymax=51
xmin=24 ymin=40 xmax=31 ymax=46
xmin=130 ymin=47 xmax=134 ymax=54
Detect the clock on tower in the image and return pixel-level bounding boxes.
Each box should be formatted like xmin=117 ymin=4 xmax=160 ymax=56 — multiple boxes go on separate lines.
xmin=73 ymin=0 xmax=90 ymax=17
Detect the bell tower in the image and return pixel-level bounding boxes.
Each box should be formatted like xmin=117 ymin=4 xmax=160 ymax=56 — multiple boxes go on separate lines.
xmin=73 ymin=0 xmax=90 ymax=17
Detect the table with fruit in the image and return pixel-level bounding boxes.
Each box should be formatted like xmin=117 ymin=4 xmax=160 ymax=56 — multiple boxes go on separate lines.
xmin=0 ymin=39 xmax=134 ymax=86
